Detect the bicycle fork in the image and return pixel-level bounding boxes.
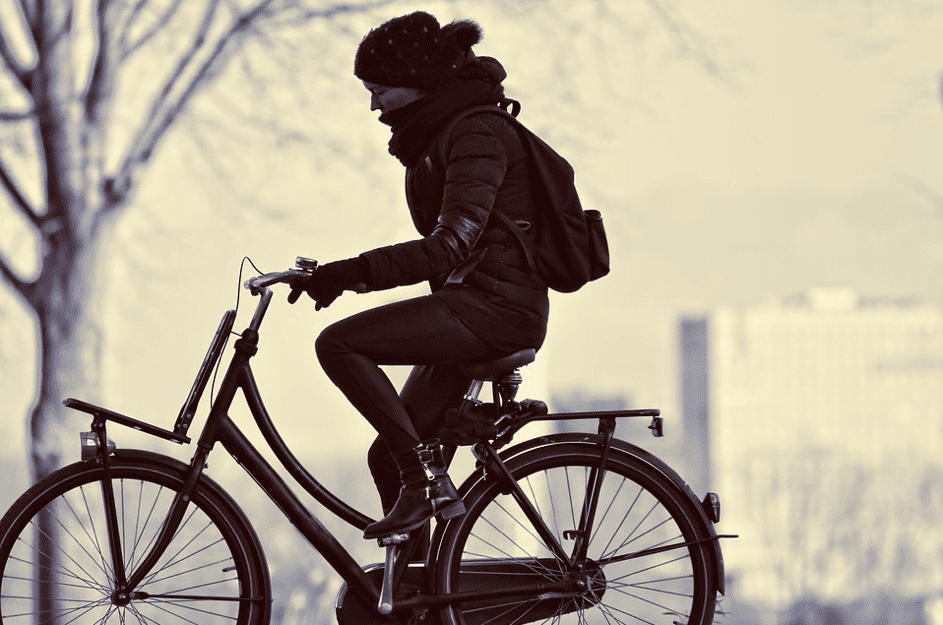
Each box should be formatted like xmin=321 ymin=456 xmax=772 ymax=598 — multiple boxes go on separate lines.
xmin=86 ymin=416 xmax=212 ymax=602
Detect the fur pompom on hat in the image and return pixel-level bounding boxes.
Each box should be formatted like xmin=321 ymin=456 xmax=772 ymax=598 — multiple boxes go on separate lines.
xmin=354 ymin=11 xmax=483 ymax=90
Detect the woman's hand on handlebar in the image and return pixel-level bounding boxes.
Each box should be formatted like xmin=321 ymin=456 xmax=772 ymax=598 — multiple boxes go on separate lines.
xmin=287 ymin=257 xmax=369 ymax=310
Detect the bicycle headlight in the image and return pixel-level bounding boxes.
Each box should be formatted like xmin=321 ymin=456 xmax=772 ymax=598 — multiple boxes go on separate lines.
xmin=80 ymin=431 xmax=116 ymax=461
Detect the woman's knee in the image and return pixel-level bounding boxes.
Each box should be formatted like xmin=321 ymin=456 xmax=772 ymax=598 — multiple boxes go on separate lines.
xmin=314 ymin=320 xmax=347 ymax=366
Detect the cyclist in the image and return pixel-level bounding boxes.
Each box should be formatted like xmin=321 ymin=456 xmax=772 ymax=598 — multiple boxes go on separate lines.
xmin=288 ymin=11 xmax=548 ymax=540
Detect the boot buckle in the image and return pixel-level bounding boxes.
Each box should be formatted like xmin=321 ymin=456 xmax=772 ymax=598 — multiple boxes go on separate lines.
xmin=416 ymin=446 xmax=435 ymax=480
xmin=416 ymin=448 xmax=434 ymax=464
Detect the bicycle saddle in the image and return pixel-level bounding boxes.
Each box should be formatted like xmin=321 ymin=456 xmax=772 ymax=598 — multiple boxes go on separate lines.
xmin=461 ymin=348 xmax=536 ymax=379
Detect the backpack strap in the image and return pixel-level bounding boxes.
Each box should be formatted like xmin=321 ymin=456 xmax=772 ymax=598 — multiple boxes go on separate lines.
xmin=489 ymin=212 xmax=536 ymax=272
xmin=435 ymin=99 xmax=537 ymax=272
xmin=435 ymin=99 xmax=520 ymax=166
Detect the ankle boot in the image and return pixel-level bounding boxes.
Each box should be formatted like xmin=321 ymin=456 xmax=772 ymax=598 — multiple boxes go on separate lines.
xmin=363 ymin=440 xmax=465 ymax=539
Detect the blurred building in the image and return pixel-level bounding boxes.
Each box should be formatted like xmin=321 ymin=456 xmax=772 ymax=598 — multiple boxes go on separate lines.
xmin=550 ymin=389 xmax=632 ymax=436
xmin=680 ymin=288 xmax=943 ymax=608
xmin=551 ymin=389 xmax=630 ymax=413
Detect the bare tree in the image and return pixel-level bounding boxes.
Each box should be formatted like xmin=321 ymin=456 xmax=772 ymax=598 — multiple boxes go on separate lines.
xmin=0 ymin=0 xmax=401 ymax=482
xmin=827 ymin=0 xmax=943 ymax=215
xmin=743 ymin=449 xmax=943 ymax=617
xmin=0 ymin=0 xmax=728 ymax=485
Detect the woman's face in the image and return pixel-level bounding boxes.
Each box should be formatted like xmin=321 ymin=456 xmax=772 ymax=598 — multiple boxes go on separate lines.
xmin=362 ymin=80 xmax=426 ymax=113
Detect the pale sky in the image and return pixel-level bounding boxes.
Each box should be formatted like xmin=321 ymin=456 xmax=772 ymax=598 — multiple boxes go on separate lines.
xmin=2 ymin=0 xmax=942 ymax=475
xmin=1 ymin=2 xmax=942 ymax=609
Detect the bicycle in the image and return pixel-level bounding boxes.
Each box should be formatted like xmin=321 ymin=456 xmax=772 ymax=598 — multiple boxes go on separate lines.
xmin=0 ymin=257 xmax=734 ymax=625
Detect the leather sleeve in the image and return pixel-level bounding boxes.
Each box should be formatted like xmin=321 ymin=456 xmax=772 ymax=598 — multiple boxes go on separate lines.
xmin=361 ymin=117 xmax=508 ymax=291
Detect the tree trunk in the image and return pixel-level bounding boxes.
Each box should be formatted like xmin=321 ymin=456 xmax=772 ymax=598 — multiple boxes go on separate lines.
xmin=29 ymin=225 xmax=110 ymax=482
xmin=26 ymin=0 xmax=111 ymax=482
xmin=28 ymin=218 xmax=111 ymax=619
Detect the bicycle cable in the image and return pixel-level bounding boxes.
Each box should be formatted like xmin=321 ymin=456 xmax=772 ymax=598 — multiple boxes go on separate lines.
xmin=209 ymin=256 xmax=265 ymax=409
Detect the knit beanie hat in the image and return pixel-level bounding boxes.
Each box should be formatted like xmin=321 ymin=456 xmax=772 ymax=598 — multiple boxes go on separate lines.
xmin=354 ymin=11 xmax=483 ymax=90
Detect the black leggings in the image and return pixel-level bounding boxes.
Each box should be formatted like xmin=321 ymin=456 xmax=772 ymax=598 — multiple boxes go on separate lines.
xmin=316 ymin=295 xmax=503 ymax=504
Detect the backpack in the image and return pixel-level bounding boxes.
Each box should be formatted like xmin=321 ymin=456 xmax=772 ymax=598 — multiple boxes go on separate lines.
xmin=437 ymin=102 xmax=610 ymax=293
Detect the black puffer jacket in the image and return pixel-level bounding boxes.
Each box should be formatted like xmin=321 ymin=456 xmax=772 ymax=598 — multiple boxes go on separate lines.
xmin=360 ymin=108 xmax=549 ymax=352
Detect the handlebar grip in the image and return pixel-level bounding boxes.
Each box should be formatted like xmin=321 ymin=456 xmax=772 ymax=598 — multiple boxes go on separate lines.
xmin=244 ymin=269 xmax=301 ymax=295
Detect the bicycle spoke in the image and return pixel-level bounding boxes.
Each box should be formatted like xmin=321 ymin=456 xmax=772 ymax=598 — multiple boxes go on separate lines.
xmin=139 ymin=512 xmax=218 ymax=587
xmin=56 ymin=489 xmax=115 ymax=584
xmin=440 ymin=445 xmax=716 ymax=625
xmin=469 ymin=500 xmax=563 ymax=566
xmin=564 ymin=466 xmax=579 ymax=537
xmin=0 ymin=461 xmax=266 ymax=624
xmin=589 ymin=477 xmax=629 ymax=549
xmin=467 ymin=598 xmax=546 ymax=625
xmin=126 ymin=480 xmax=167 ymax=574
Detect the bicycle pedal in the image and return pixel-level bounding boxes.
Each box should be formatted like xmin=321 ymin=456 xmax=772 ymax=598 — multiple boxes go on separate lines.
xmin=377 ymin=532 xmax=410 ymax=547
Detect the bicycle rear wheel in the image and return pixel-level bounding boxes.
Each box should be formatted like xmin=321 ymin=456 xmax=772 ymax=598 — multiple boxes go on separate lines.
xmin=0 ymin=453 xmax=270 ymax=625
xmin=436 ymin=440 xmax=718 ymax=625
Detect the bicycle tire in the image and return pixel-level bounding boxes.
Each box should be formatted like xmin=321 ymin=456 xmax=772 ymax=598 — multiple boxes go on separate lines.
xmin=0 ymin=450 xmax=271 ymax=625
xmin=436 ymin=440 xmax=718 ymax=625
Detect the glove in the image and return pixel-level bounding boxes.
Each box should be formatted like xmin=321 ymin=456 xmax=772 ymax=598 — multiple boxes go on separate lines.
xmin=287 ymin=258 xmax=368 ymax=310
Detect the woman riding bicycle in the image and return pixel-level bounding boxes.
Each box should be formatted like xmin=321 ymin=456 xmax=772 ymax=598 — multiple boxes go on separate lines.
xmin=288 ymin=11 xmax=548 ymax=540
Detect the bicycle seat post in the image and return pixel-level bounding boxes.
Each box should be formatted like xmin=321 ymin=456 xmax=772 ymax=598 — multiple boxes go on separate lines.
xmin=463 ymin=379 xmax=485 ymax=407
xmin=459 ymin=348 xmax=536 ymax=411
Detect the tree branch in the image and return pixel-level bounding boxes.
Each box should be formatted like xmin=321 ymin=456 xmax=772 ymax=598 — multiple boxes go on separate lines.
xmin=0 ymin=154 xmax=40 ymax=228
xmin=116 ymin=0 xmax=150 ymax=56
xmin=267 ymin=0 xmax=397 ymax=26
xmin=108 ymin=0 xmax=395 ymax=207
xmin=0 ymin=108 xmax=33 ymax=121
xmin=0 ymin=0 xmax=36 ymax=90
xmin=0 ymin=248 xmax=32 ymax=303
xmin=110 ymin=0 xmax=277 ymax=204
xmin=642 ymin=0 xmax=733 ymax=85
xmin=118 ymin=0 xmax=186 ymax=62
xmin=84 ymin=0 xmax=123 ymax=125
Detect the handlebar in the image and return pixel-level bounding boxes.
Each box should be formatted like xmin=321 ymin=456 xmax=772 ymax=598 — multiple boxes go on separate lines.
xmin=238 ymin=258 xmax=316 ymax=333
xmin=243 ymin=257 xmax=368 ymax=297
xmin=240 ymin=257 xmax=368 ymax=332
xmin=244 ymin=269 xmax=303 ymax=296
xmin=244 ymin=257 xmax=318 ymax=296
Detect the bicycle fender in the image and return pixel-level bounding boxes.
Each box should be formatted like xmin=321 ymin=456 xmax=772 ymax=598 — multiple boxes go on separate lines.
xmin=112 ymin=448 xmax=192 ymax=472
xmin=432 ymin=433 xmax=726 ymax=596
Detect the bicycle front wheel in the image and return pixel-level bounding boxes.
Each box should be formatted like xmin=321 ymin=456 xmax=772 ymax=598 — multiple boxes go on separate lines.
xmin=436 ymin=440 xmax=718 ymax=625
xmin=0 ymin=453 xmax=270 ymax=625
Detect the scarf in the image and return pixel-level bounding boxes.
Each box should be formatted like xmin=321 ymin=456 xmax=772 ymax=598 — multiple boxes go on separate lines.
xmin=380 ymin=57 xmax=508 ymax=167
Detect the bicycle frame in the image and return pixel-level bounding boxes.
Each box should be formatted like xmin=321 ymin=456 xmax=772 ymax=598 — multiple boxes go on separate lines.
xmin=64 ymin=271 xmax=731 ymax=619
xmin=65 ymin=281 xmax=571 ymax=614
xmin=71 ymin=283 xmax=388 ymax=607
